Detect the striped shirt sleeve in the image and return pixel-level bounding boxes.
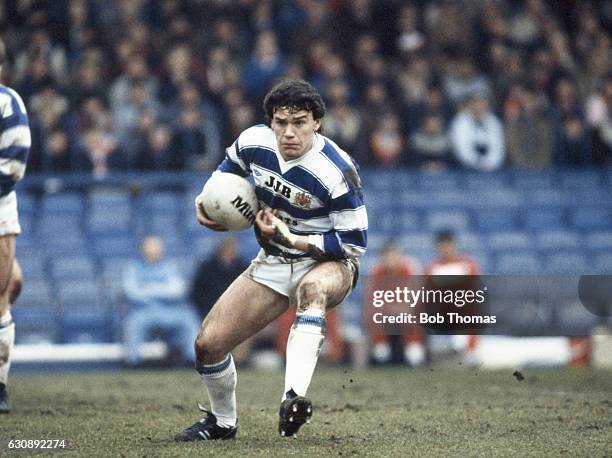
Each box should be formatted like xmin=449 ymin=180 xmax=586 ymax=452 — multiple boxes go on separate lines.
xmin=308 ymin=179 xmax=368 ymax=259
xmin=0 ymin=88 xmax=30 ymax=186
xmin=217 ymin=138 xmax=250 ymax=177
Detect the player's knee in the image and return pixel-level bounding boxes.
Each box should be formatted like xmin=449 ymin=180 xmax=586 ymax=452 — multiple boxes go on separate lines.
xmin=297 ymin=280 xmax=326 ymax=311
xmin=194 ymin=330 xmax=227 ymax=361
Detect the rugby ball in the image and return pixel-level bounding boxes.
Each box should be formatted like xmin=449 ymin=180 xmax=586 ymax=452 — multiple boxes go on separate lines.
xmin=197 ymin=172 xmax=259 ymax=231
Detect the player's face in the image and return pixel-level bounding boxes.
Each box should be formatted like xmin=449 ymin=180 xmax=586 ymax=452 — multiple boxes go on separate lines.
xmin=271 ymin=108 xmax=321 ymax=160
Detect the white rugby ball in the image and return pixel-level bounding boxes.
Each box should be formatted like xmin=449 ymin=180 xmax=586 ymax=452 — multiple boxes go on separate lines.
xmin=197 ymin=172 xmax=259 ymax=231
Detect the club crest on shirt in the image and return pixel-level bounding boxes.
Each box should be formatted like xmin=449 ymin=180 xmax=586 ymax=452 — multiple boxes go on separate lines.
xmin=293 ymin=192 xmax=312 ymax=209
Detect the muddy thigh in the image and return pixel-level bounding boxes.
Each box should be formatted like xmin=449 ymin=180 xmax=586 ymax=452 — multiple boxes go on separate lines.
xmin=296 ymin=260 xmax=354 ymax=312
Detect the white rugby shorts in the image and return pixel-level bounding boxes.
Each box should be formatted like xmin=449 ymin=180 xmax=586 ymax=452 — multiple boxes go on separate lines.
xmin=243 ymin=249 xmax=359 ymax=304
xmin=0 ymin=191 xmax=21 ymax=236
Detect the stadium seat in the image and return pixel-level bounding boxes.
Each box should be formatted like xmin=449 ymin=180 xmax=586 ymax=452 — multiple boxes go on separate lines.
xmin=87 ymin=209 xmax=132 ymax=235
xmin=17 ymin=278 xmax=53 ymax=308
xmin=523 ymin=208 xmax=565 ymax=231
xmin=456 ymin=232 xmax=483 ymax=252
xmin=474 ymin=209 xmax=517 ymax=233
xmin=57 ymin=279 xmax=116 ymax=342
xmin=37 ymin=215 xmax=82 ymax=238
xmin=192 ymin=232 xmax=227 ymax=260
xmin=91 ymin=235 xmax=138 ymax=258
xmin=17 ymin=192 xmax=36 ymax=216
xmin=511 ymin=170 xmax=555 ymax=189
xmin=535 ymin=230 xmax=580 ymax=251
xmin=487 ymin=231 xmax=534 ymax=251
xmin=19 ymin=254 xmax=48 ymax=280
xmin=428 ymin=191 xmax=468 ymax=208
xmin=593 ymin=253 xmax=612 ymax=273
xmin=12 ymin=309 xmax=58 ymax=343
xmin=138 ymin=213 xmax=181 ymax=238
xmin=584 ymin=231 xmax=612 ymax=250
xmin=367 ymin=190 xmax=395 ymax=211
xmin=494 ymin=252 xmax=542 ymax=274
xmin=419 ymin=171 xmax=460 ymax=190
xmin=41 ymin=192 xmax=85 ymax=215
xmin=18 ymin=213 xmax=34 ymax=239
xmin=51 ymin=255 xmax=97 ymax=280
xmin=400 ymin=233 xmax=435 ymax=253
xmin=556 ymin=169 xmax=602 ymax=189
xmin=525 ymin=189 xmax=568 ymax=207
xmin=467 ymin=189 xmax=520 ymax=207
xmin=138 ymin=191 xmax=181 ymax=214
xmin=89 ymin=189 xmax=132 ymax=209
xmin=425 ymin=210 xmax=470 ymax=231
xmin=12 ymin=279 xmax=57 ymax=343
xmin=544 ymin=252 xmax=588 ymax=274
xmin=464 ymin=172 xmax=506 ymax=190
xmin=570 ymin=208 xmax=610 ymax=230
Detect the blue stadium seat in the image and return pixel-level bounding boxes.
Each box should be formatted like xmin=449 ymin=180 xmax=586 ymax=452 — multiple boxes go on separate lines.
xmin=556 ymin=170 xmax=602 ymax=189
xmin=134 ymin=213 xmax=181 ymax=239
xmin=525 ymin=189 xmax=568 ymax=207
xmin=17 ymin=193 xmax=36 ymax=216
xmin=544 ymin=252 xmax=588 ymax=274
xmin=456 ymin=232 xmax=483 ymax=252
xmin=183 ymin=207 xmax=204 ymax=234
xmin=12 ymin=309 xmax=58 ymax=343
xmin=511 ymin=170 xmax=555 ymax=189
xmin=57 ymin=279 xmax=115 ymax=342
xmin=139 ymin=191 xmax=181 ymax=214
xmin=19 ymin=254 xmax=47 ymax=280
xmin=361 ymin=170 xmax=395 ymax=193
xmin=535 ymin=230 xmax=580 ymax=251
xmin=474 ymin=209 xmax=517 ymax=233
xmin=100 ymin=256 xmax=133 ymax=303
xmin=467 ymin=189 xmax=520 ymax=207
xmin=487 ymin=231 xmax=534 ymax=251
xmin=19 ymin=213 xmax=34 ymax=238
xmin=593 ymin=253 xmax=612 ymax=273
xmin=464 ymin=173 xmax=506 ymax=190
xmin=37 ymin=215 xmax=82 ymax=238
xmin=87 ymin=209 xmax=131 ymax=235
xmin=41 ymin=192 xmax=85 ymax=215
xmin=584 ymin=231 xmax=612 ymax=250
xmin=89 ymin=189 xmax=131 ymax=209
xmin=419 ymin=172 xmax=460 ymax=190
xmin=192 ymin=232 xmax=226 ymax=260
xmin=494 ymin=252 xmax=542 ymax=274
xmin=17 ymin=278 xmax=53 ymax=308
xmin=570 ymin=208 xmax=611 ymax=230
xmin=400 ymin=233 xmax=435 ymax=253
xmin=426 ymin=210 xmax=470 ymax=231
xmin=45 ymin=235 xmax=88 ymax=256
xmin=51 ymin=255 xmax=97 ymax=280
xmin=91 ymin=235 xmax=138 ymax=258
xmin=523 ymin=208 xmax=565 ymax=231
xmin=367 ymin=190 xmax=396 ymax=211
xmin=366 ymin=234 xmax=388 ymax=253
xmin=12 ymin=279 xmax=57 ymax=343
xmin=428 ymin=191 xmax=468 ymax=208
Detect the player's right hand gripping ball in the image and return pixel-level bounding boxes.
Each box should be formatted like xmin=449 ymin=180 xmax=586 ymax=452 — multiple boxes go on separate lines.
xmin=196 ymin=172 xmax=259 ymax=231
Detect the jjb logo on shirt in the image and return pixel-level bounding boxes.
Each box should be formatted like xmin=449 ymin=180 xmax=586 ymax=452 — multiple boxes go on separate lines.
xmin=253 ymin=166 xmax=321 ymax=209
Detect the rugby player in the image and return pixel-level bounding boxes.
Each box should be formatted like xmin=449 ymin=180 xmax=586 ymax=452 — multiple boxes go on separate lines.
xmin=175 ymin=79 xmax=367 ymax=440
xmin=0 ymin=36 xmax=31 ymax=414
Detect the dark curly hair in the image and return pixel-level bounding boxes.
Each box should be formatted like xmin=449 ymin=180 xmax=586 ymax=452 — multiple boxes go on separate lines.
xmin=263 ymin=79 xmax=326 ymax=128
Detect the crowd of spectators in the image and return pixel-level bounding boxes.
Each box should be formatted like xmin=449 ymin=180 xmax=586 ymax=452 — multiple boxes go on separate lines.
xmin=1 ymin=0 xmax=611 ymax=175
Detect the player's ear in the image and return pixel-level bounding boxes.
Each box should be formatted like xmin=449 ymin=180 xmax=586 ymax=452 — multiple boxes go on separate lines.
xmin=313 ymin=118 xmax=321 ymax=132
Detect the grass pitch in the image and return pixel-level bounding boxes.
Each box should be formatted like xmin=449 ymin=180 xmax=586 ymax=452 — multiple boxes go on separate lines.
xmin=2 ymin=367 xmax=611 ymax=457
